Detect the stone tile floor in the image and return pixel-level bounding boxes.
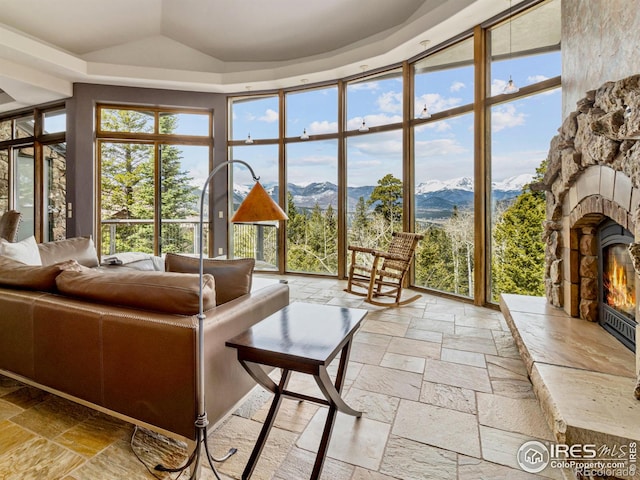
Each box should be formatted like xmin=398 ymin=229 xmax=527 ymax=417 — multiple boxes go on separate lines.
xmin=0 ymin=275 xmax=563 ymax=479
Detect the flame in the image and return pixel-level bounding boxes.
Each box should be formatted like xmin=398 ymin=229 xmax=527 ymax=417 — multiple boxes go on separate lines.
xmin=603 ymin=255 xmax=636 ymax=315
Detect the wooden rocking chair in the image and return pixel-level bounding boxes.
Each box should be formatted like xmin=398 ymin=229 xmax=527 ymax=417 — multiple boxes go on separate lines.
xmin=345 ymin=231 xmax=424 ymax=307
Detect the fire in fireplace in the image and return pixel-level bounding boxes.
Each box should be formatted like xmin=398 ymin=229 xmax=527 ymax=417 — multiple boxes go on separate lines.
xmin=599 ymin=220 xmax=637 ymax=351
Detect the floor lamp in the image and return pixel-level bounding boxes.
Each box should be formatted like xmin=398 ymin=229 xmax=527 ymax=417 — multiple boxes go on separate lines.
xmin=156 ymin=159 xmax=287 ymax=480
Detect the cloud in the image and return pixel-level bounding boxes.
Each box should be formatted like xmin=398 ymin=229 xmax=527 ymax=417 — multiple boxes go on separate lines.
xmin=349 ymin=81 xmax=380 ymax=92
xmin=353 ymin=139 xmax=403 ymax=156
xmin=415 ymin=138 xmax=467 ymax=157
xmin=309 ymin=120 xmax=338 ymax=134
xmin=492 ymin=104 xmax=526 ymax=132
xmin=258 ymin=108 xmax=278 ymax=123
xmin=415 ymin=121 xmax=452 ymax=134
xmin=527 ymin=74 xmax=549 ymax=84
xmin=490 ymin=79 xmax=508 ymax=96
xmin=450 ymin=81 xmax=466 ymax=92
xmin=415 ymin=93 xmax=462 ymax=115
xmin=346 ymin=113 xmax=402 ymax=130
xmin=377 ymin=91 xmax=403 ymax=114
xmin=287 ymin=153 xmax=338 ymax=169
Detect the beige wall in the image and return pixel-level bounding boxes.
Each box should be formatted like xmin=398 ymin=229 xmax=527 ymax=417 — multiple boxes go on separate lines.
xmin=562 ymin=0 xmax=640 ymax=119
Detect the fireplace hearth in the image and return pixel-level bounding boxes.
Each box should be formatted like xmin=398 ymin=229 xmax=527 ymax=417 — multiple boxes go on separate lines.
xmin=599 ymin=219 xmax=636 ymax=350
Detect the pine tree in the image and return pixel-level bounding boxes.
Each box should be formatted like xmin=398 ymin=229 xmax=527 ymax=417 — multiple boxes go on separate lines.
xmin=368 ymin=173 xmax=402 ymax=231
xmin=491 ymin=162 xmax=547 ymax=300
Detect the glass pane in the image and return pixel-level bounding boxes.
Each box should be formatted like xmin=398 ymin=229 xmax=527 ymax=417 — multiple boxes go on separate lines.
xmin=347 ymin=69 xmax=402 ymax=130
xmin=15 ymin=146 xmax=35 ymax=240
xmin=0 ymin=120 xmax=11 ymax=141
xmin=100 ymin=141 xmax=155 ymax=255
xmin=413 ymin=113 xmax=474 ymax=297
xmin=159 ymin=112 xmax=210 ymax=136
xmin=44 ymin=143 xmax=67 ymax=241
xmin=230 ymin=144 xmax=280 ymax=269
xmin=286 ymin=140 xmax=338 ymax=275
xmin=159 ymin=144 xmax=204 ymax=255
xmin=489 ymin=0 xmax=561 ymax=96
xmin=0 ymin=149 xmax=8 ymax=212
xmin=490 ymin=88 xmax=561 ymax=301
xmin=100 ymin=108 xmax=154 ymax=133
xmin=286 ymin=86 xmax=338 ymax=137
xmin=15 ymin=115 xmax=34 ymax=139
xmin=230 ymin=96 xmax=279 ymax=141
xmin=414 ymin=37 xmax=474 ymax=117
xmin=44 ymin=109 xmax=66 ymax=134
xmin=346 ymin=130 xmax=403 ymax=269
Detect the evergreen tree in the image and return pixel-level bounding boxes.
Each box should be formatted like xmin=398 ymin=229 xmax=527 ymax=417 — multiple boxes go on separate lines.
xmin=368 ymin=173 xmax=402 ymax=230
xmin=491 ymin=162 xmax=546 ymax=300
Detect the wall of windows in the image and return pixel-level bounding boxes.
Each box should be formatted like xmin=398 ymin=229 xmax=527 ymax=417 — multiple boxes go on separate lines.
xmin=227 ymin=0 xmax=561 ymax=306
xmin=0 ymin=105 xmax=67 ymax=241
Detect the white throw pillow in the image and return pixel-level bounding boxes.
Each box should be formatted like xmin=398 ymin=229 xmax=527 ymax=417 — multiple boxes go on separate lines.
xmin=0 ymin=236 xmax=42 ymax=265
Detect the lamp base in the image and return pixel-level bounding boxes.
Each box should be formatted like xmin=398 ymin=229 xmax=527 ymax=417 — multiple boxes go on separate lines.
xmin=155 ymin=414 xmax=236 ymax=480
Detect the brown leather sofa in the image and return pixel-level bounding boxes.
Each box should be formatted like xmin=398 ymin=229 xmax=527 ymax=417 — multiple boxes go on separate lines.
xmin=0 ymin=240 xmax=289 ymax=441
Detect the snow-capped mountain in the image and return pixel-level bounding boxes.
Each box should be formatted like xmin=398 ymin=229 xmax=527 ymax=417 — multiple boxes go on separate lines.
xmin=232 ymin=173 xmax=533 ymax=220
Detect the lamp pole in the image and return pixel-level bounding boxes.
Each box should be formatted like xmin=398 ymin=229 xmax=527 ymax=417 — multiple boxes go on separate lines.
xmin=157 ymin=159 xmax=259 ymax=480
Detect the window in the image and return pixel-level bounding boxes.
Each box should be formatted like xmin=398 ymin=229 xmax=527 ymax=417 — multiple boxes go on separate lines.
xmin=414 ymin=113 xmax=475 ymax=297
xmin=230 ymin=95 xmax=279 ymax=142
xmin=413 ymin=38 xmax=475 ymax=297
xmin=229 ymin=143 xmax=280 ymax=269
xmin=97 ymin=105 xmax=212 ymax=256
xmin=488 ymin=0 xmax=561 ymax=301
xmin=414 ymin=37 xmax=474 ymax=117
xmin=0 ymin=106 xmax=66 ymax=241
xmin=285 ymin=86 xmax=339 ymax=274
xmin=286 ymin=140 xmax=338 ymax=274
xmin=347 ymin=69 xmax=403 ymax=130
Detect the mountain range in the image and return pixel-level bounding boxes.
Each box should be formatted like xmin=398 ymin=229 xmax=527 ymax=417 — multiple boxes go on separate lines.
xmin=233 ymin=173 xmax=534 ymax=220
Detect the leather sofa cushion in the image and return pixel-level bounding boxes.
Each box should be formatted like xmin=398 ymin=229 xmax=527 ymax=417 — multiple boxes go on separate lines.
xmin=0 ymin=255 xmax=74 ymax=291
xmin=165 ymin=253 xmax=254 ymax=305
xmin=56 ymin=269 xmax=216 ymax=315
xmin=39 ymin=236 xmax=100 ymax=268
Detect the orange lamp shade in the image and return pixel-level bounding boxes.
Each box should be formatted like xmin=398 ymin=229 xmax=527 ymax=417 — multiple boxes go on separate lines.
xmin=230 ymin=182 xmax=288 ymax=223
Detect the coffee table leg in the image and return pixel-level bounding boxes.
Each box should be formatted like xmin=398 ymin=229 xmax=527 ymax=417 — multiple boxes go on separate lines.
xmin=310 ymin=340 xmax=361 ymax=480
xmin=242 ymin=369 xmax=291 ymax=480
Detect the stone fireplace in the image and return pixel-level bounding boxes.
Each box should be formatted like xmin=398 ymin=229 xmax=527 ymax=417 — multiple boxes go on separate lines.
xmin=540 ymin=74 xmax=640 ymax=351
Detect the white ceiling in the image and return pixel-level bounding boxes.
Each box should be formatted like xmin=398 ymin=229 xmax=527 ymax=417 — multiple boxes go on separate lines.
xmin=0 ymin=0 xmax=509 ymax=113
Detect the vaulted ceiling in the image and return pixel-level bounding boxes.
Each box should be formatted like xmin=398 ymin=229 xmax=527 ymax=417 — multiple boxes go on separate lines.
xmin=0 ymin=0 xmax=508 ymax=113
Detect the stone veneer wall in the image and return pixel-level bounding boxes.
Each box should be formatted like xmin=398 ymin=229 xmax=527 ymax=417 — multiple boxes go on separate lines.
xmin=541 ymin=75 xmax=640 ymax=321
xmin=562 ymin=0 xmax=640 ymax=120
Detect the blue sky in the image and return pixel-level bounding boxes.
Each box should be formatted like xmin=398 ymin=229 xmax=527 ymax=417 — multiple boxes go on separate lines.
xmin=176 ymin=49 xmax=561 ymax=190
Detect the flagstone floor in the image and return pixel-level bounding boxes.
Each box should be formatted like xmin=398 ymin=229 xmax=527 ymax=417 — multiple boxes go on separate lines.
xmin=0 ymin=275 xmax=563 ymax=480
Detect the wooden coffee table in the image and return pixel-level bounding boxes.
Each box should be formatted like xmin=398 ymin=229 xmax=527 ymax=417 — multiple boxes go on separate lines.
xmin=226 ymin=302 xmax=368 ymax=480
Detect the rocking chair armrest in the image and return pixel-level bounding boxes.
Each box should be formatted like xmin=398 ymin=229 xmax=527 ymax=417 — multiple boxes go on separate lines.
xmin=371 ymin=251 xmax=407 ymax=262
xmin=347 ymin=245 xmax=377 ymax=254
